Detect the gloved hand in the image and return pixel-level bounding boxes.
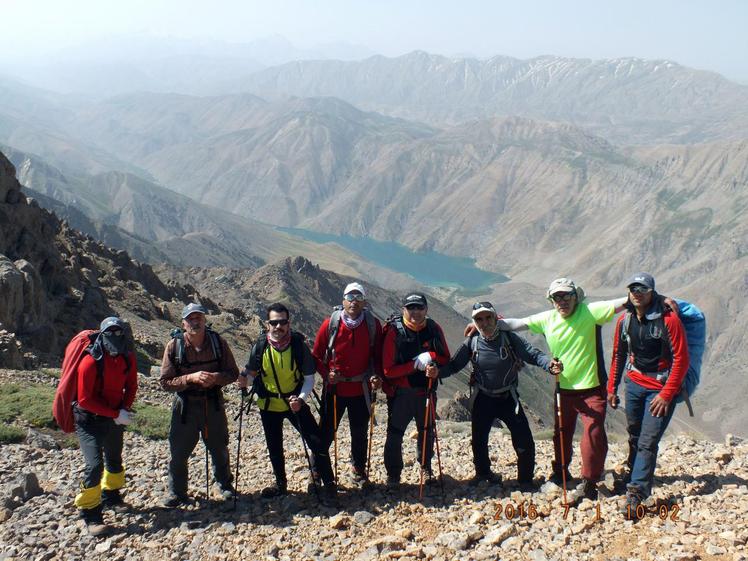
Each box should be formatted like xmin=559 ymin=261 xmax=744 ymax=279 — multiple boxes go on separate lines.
xmin=114 ymin=409 xmax=134 ymax=426
xmin=414 ymin=352 xmax=433 ymax=371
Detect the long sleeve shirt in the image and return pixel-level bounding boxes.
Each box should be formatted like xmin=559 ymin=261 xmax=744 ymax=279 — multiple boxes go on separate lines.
xmin=77 ymin=352 xmax=137 ymax=417
xmin=160 ymin=334 xmax=239 ymax=393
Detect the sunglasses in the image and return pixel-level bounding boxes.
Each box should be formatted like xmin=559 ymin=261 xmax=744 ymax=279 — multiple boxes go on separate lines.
xmin=344 ymin=293 xmax=365 ymax=302
xmin=104 ymin=328 xmax=124 ymax=337
xmin=267 ymin=319 xmax=289 ymax=327
xmin=629 ymin=285 xmax=652 ymax=295
xmin=472 ymin=301 xmax=493 ymax=311
xmin=551 ymin=292 xmax=575 ymax=302
xmin=405 ymin=304 xmax=425 ymax=311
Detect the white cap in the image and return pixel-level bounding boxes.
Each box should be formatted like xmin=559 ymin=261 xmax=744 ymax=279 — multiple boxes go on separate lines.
xmin=343 ymin=282 xmax=366 ymax=297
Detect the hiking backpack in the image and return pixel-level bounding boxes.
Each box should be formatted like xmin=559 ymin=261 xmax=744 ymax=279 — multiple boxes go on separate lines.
xmin=250 ymin=331 xmax=307 ymax=406
xmin=622 ymin=298 xmax=706 ymax=416
xmin=468 ymin=331 xmax=524 ymax=389
xmin=169 ymin=327 xmax=223 ymax=372
xmin=52 ymin=330 xmax=131 ymax=432
xmin=325 ymin=306 xmax=377 ymax=368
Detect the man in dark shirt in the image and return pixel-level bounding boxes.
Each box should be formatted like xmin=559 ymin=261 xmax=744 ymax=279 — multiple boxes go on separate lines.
xmin=430 ymin=302 xmax=562 ymax=491
xmin=608 ymin=273 xmax=689 ymax=518
xmin=160 ymin=303 xmax=239 ymax=507
xmin=382 ymin=293 xmax=450 ymax=488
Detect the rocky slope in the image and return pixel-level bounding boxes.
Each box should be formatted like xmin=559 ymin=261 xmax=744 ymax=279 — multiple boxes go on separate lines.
xmin=0 ymin=150 xmax=263 ymax=368
xmin=1 ymin=368 xmax=746 ymax=561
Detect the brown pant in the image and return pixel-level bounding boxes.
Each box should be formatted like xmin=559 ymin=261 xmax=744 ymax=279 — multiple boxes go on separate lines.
xmin=552 ymin=386 xmax=607 ymax=482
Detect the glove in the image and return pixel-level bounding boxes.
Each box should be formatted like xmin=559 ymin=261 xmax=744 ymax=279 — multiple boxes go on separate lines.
xmin=414 ymin=352 xmax=432 ymax=371
xmin=114 ymin=409 xmax=134 ymax=426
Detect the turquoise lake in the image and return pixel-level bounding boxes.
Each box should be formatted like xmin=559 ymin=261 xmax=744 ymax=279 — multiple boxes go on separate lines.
xmin=280 ymin=227 xmax=508 ymax=292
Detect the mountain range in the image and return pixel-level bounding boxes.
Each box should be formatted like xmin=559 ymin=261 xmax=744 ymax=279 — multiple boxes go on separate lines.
xmin=0 ymin=50 xmax=745 ymax=439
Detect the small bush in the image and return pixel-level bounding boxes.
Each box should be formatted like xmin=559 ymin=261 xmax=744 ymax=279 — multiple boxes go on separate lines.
xmin=130 ymin=403 xmax=171 ymax=440
xmin=0 ymin=424 xmax=26 ymax=444
xmin=0 ymin=383 xmax=56 ymax=428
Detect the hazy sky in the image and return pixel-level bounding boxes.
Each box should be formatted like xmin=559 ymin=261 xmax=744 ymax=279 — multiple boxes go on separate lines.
xmin=3 ymin=0 xmax=747 ymax=82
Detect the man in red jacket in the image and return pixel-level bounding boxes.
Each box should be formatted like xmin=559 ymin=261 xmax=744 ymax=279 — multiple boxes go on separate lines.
xmin=608 ymin=273 xmax=689 ymax=519
xmin=382 ymin=293 xmax=450 ymax=488
xmin=312 ymin=282 xmax=383 ymax=486
xmin=74 ymin=317 xmax=138 ymax=536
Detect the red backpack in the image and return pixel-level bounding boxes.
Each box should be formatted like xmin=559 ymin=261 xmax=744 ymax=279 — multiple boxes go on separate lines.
xmin=52 ymin=330 xmax=101 ymax=433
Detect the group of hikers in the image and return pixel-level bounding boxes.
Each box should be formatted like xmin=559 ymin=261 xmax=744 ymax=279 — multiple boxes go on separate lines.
xmin=59 ymin=274 xmax=694 ymax=536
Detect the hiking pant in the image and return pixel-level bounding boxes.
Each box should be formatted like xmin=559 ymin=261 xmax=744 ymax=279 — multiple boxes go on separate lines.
xmin=168 ymin=394 xmax=232 ymax=496
xmin=259 ymin=406 xmax=335 ymax=486
xmin=472 ymin=390 xmax=535 ymax=483
xmin=319 ymin=392 xmax=370 ymax=471
xmin=384 ymin=387 xmax=435 ymax=479
xmin=552 ymin=386 xmax=607 ymax=482
xmin=74 ymin=406 xmax=125 ymax=510
xmin=624 ymin=376 xmax=676 ymax=498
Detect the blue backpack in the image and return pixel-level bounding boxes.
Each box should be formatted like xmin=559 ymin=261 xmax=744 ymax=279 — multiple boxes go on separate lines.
xmin=622 ymin=298 xmax=706 ymax=416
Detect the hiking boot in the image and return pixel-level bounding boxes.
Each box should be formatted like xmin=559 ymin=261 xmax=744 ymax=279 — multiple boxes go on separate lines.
xmin=161 ymin=492 xmax=191 ymax=508
xmin=549 ymin=469 xmax=572 ymax=487
xmin=80 ymin=505 xmax=109 ymax=537
xmin=351 ymin=465 xmax=369 ymax=486
xmin=518 ymin=480 xmax=538 ymax=493
xmin=321 ymin=482 xmax=338 ymax=506
xmin=101 ymin=489 xmax=128 ymax=513
xmin=386 ymin=475 xmax=401 ymax=491
xmin=422 ymin=467 xmax=438 ymax=486
xmin=307 ymin=470 xmax=322 ymax=493
xmin=469 ymin=471 xmax=503 ymax=486
xmin=624 ymin=486 xmax=645 ymax=521
xmin=260 ymin=483 xmax=288 ymax=499
xmin=581 ymin=479 xmax=598 ymax=501
xmin=216 ymin=483 xmax=236 ymax=501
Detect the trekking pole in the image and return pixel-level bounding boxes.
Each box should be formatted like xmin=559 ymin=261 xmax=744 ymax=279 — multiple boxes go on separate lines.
xmin=332 ymin=381 xmax=339 ymax=485
xmin=291 ymin=406 xmax=321 ymax=503
xmin=366 ymin=390 xmax=377 ymax=479
xmin=429 ymin=385 xmax=445 ymax=501
xmin=419 ymin=378 xmax=434 ymax=500
xmin=203 ymin=399 xmax=210 ymax=502
xmin=233 ymin=388 xmax=254 ymax=510
xmin=554 ymin=367 xmax=569 ymax=507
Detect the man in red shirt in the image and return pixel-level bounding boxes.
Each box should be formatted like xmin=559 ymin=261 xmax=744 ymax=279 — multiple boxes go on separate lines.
xmin=382 ymin=293 xmax=450 ymax=488
xmin=312 ymin=283 xmax=383 ymax=486
xmin=73 ymin=317 xmax=138 ymax=536
xmin=608 ymin=273 xmax=689 ymax=519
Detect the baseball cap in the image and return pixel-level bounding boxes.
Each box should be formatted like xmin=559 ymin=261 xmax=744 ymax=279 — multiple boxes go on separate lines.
xmin=402 ymin=292 xmax=427 ymax=307
xmin=626 ymin=273 xmax=655 ymax=290
xmin=99 ymin=317 xmax=126 ymax=332
xmin=343 ymin=282 xmax=366 ymax=297
xmin=181 ymin=303 xmax=207 ymax=319
xmin=471 ymin=301 xmax=496 ymax=318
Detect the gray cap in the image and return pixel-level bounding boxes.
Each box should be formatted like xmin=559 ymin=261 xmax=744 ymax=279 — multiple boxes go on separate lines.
xmin=627 ymin=273 xmax=655 ymax=290
xmin=402 ymin=292 xmax=427 ymax=307
xmin=181 ymin=303 xmax=208 ymax=319
xmin=99 ymin=316 xmax=126 ymax=332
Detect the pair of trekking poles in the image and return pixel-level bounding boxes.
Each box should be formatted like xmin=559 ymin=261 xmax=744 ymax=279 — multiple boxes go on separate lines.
xmin=419 ymin=376 xmax=445 ymax=500
xmin=232 ymin=387 xmax=323 ymax=506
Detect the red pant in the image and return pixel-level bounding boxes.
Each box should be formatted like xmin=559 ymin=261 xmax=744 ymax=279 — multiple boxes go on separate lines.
xmin=553 ymin=386 xmax=608 ymax=482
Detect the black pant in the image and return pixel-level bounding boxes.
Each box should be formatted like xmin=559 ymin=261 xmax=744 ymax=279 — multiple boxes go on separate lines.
xmin=471 ymin=390 xmax=535 ymax=483
xmin=319 ymin=392 xmax=370 ymax=470
xmin=74 ymin=406 xmax=125 ymax=489
xmin=168 ymin=394 xmax=232 ymax=495
xmin=260 ymin=405 xmax=335 ymax=485
xmin=384 ymin=387 xmax=435 ymax=479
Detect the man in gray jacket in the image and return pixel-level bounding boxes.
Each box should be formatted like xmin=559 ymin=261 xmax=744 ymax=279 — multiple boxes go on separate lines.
xmin=428 ymin=302 xmax=562 ymax=491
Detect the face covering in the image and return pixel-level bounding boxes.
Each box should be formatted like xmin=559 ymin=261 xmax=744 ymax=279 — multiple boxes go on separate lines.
xmin=101 ymin=331 xmax=127 ymax=356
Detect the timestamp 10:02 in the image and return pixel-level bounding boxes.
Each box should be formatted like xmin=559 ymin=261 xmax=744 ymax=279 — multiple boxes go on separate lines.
xmin=493 ymin=502 xmax=680 ymax=521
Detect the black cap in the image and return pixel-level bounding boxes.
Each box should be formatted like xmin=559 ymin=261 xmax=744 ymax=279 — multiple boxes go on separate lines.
xmin=181 ymin=303 xmax=208 ymax=319
xmin=626 ymin=273 xmax=655 ymax=290
xmin=402 ymin=292 xmax=427 ymax=307
xmin=99 ymin=317 xmax=126 ymax=332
